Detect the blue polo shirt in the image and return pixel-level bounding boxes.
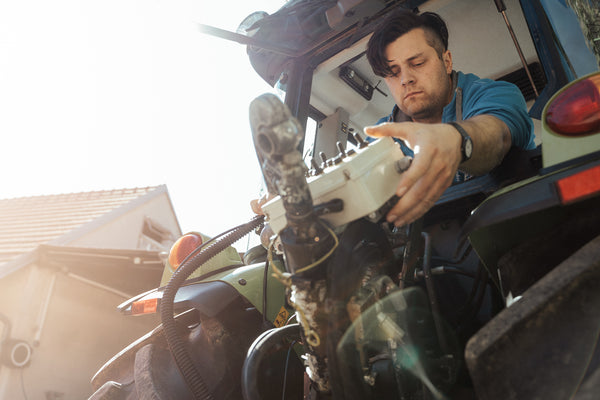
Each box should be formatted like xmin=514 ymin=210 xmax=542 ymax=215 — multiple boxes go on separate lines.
xmin=376 ymin=71 xmax=536 ymax=159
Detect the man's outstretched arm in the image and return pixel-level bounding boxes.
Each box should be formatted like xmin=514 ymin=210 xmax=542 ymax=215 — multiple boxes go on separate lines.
xmin=365 ymin=114 xmax=512 ymax=227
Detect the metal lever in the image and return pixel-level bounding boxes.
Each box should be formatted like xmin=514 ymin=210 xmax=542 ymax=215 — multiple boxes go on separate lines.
xmin=494 ymin=0 xmax=539 ymax=97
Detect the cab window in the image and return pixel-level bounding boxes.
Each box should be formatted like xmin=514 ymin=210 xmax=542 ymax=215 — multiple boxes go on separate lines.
xmin=541 ymin=0 xmax=599 ymax=79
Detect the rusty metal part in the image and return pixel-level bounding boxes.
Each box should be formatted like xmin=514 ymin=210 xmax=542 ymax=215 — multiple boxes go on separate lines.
xmin=250 ymin=93 xmax=313 ymax=222
xmin=290 ymin=277 xmax=331 ymax=393
xmin=250 ymin=93 xmax=336 ymax=276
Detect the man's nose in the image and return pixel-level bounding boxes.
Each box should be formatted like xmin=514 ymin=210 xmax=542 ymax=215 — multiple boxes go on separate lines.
xmin=401 ymin=71 xmax=415 ymax=86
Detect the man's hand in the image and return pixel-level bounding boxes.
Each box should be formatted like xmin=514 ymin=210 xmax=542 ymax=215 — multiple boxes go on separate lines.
xmin=365 ymin=115 xmax=512 ymax=227
xmin=365 ymin=121 xmax=462 ymax=227
xmin=250 ymin=193 xmax=276 ymax=215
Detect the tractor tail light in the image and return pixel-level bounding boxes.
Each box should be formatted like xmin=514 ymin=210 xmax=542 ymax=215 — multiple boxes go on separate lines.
xmin=556 ymin=165 xmax=600 ymax=204
xmin=168 ymin=233 xmax=204 ymax=271
xmin=131 ymin=297 xmax=159 ymax=316
xmin=546 ymin=73 xmax=600 ymax=137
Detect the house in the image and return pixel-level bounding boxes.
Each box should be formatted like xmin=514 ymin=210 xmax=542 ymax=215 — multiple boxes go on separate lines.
xmin=0 ymin=185 xmax=182 ymax=399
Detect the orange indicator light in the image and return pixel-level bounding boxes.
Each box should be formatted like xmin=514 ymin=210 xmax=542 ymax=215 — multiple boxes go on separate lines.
xmin=131 ymin=298 xmax=158 ymax=316
xmin=168 ymin=233 xmax=204 ymax=270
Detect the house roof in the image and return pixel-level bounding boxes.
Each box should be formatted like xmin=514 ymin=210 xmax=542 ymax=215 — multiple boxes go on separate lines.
xmin=0 ymin=185 xmax=173 ymax=278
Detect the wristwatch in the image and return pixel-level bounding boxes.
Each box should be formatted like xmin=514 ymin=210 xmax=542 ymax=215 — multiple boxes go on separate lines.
xmin=447 ymin=121 xmax=473 ymax=163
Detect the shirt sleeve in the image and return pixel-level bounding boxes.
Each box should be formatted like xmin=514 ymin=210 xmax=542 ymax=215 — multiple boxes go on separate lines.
xmin=462 ymin=79 xmax=536 ymax=150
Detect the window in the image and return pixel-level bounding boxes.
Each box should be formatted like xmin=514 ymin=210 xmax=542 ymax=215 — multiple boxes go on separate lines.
xmin=138 ymin=217 xmax=175 ymax=251
xmin=541 ymin=0 xmax=599 ymax=79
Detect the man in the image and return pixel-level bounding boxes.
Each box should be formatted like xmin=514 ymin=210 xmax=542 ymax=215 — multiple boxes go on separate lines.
xmin=364 ymin=9 xmax=535 ymax=227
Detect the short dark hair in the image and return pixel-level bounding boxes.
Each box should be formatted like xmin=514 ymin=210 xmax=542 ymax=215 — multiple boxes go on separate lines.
xmin=367 ymin=9 xmax=449 ymax=77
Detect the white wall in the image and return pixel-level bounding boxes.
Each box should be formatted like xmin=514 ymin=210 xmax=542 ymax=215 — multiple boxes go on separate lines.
xmin=0 ymin=264 xmax=160 ymax=399
xmin=70 ymin=191 xmax=181 ymax=250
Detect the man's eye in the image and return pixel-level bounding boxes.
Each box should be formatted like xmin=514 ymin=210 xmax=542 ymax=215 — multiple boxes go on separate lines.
xmin=414 ymin=61 xmax=424 ymax=67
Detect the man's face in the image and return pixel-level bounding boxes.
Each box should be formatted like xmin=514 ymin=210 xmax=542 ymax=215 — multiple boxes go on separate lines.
xmin=383 ymin=28 xmax=453 ymax=123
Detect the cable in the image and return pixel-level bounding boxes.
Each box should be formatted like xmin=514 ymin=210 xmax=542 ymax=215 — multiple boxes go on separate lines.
xmin=161 ymin=215 xmax=265 ymax=400
xmin=293 ymin=221 xmax=339 ymax=275
xmin=421 ymin=232 xmax=451 ymax=355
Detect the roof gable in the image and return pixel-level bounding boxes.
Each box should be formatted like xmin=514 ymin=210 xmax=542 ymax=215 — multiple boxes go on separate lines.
xmin=0 ymin=186 xmax=163 ymax=267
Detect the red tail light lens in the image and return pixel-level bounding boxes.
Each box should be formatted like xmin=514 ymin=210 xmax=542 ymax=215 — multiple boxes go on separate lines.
xmin=556 ymin=165 xmax=600 ymax=204
xmin=168 ymin=233 xmax=203 ymax=270
xmin=546 ymin=73 xmax=600 ymax=136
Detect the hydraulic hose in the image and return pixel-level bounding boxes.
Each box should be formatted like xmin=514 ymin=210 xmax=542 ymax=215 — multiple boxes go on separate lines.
xmin=160 ymin=215 xmax=265 ymax=400
xmin=241 ymin=323 xmax=301 ymax=400
xmin=421 ymin=232 xmax=451 ymax=355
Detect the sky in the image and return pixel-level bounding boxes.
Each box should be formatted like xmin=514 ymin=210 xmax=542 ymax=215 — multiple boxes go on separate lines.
xmin=0 ymin=0 xmax=285 ymax=249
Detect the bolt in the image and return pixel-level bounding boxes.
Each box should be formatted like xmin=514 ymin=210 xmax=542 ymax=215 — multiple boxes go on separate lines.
xmin=364 ymin=373 xmax=376 ymax=386
xmin=238 ymin=279 xmax=247 ymax=286
xmin=336 ymin=141 xmax=346 ymax=158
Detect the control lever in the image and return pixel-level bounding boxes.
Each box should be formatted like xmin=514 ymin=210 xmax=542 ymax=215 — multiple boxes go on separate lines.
xmin=314 ymin=198 xmax=344 ymax=217
xmin=249 ymin=93 xmax=335 ymax=276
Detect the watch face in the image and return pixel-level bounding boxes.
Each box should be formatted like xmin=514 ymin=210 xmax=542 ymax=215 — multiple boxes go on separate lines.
xmin=464 ymin=138 xmax=473 ymax=159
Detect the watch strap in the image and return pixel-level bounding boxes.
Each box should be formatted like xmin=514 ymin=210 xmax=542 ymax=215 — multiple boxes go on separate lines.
xmin=447 ymin=121 xmax=471 ymax=163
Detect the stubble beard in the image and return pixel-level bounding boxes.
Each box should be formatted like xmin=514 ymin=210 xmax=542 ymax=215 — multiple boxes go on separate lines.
xmin=402 ymin=96 xmax=445 ymax=123
xmin=401 ymin=77 xmax=453 ymax=123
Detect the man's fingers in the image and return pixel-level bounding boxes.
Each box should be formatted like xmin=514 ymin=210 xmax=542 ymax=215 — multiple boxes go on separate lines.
xmin=365 ymin=122 xmax=462 ymax=226
xmin=387 ymin=190 xmax=436 ymax=227
xmin=364 ymin=123 xmax=410 ymax=140
xmin=394 ymin=150 xmax=433 ymax=197
xmin=251 ymin=193 xmax=277 ymax=215
xmin=386 ymin=168 xmax=452 ymax=226
xmin=385 ymin=150 xmax=436 ymax=222
xmin=387 ymin=178 xmax=435 ymax=224
xmin=250 ymin=199 xmax=264 ymax=215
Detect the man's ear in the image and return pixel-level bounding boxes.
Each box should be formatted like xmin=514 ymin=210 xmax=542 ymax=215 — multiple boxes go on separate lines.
xmin=443 ymin=50 xmax=452 ymax=74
